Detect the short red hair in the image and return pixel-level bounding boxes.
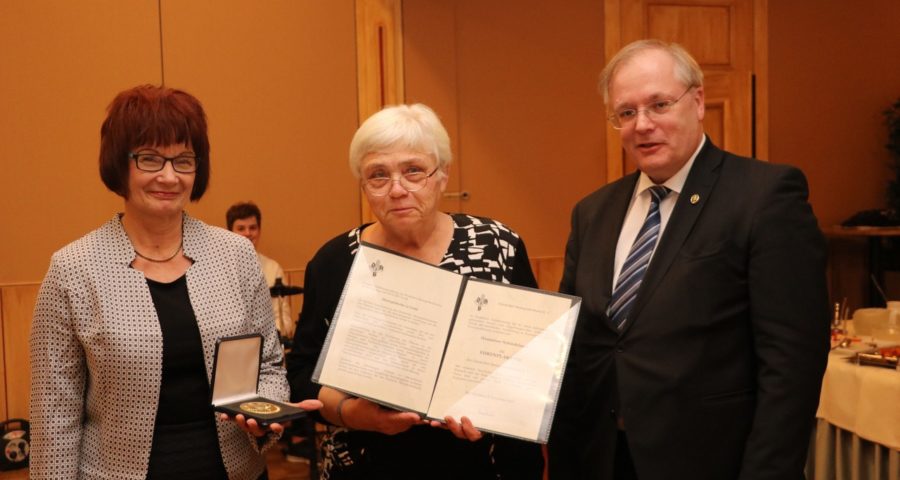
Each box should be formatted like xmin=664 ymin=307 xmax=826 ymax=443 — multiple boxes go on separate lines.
xmin=99 ymin=85 xmax=211 ymax=200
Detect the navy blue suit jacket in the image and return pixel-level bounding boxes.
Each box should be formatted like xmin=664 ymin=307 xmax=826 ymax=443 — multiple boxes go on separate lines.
xmin=549 ymin=139 xmax=829 ymax=480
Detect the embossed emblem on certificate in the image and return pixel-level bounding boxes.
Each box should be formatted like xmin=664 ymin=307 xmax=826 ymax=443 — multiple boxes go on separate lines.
xmin=239 ymin=401 xmax=281 ymax=414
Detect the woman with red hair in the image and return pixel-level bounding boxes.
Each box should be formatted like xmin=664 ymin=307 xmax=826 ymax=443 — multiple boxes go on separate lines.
xmin=29 ymin=85 xmax=320 ymax=479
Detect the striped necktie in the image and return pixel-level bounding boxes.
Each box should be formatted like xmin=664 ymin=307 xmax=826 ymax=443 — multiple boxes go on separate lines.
xmin=608 ymin=185 xmax=670 ymax=330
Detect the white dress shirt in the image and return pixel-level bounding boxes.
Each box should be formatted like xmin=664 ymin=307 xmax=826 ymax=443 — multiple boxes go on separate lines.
xmin=612 ymin=136 xmax=706 ymax=289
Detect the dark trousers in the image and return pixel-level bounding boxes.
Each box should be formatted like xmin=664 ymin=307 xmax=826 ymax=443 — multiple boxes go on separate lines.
xmin=614 ymin=430 xmax=638 ymax=480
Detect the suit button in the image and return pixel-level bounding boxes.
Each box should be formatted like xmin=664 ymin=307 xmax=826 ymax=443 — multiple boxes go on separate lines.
xmin=609 ymin=409 xmax=617 ymax=418
xmin=616 ymin=346 xmax=624 ymax=353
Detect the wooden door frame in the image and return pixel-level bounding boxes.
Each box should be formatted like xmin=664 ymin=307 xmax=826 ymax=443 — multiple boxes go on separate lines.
xmin=355 ymin=0 xmax=405 ymax=223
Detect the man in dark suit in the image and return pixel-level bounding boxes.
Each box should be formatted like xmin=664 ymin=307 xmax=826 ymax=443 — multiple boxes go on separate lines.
xmin=548 ymin=39 xmax=829 ymax=480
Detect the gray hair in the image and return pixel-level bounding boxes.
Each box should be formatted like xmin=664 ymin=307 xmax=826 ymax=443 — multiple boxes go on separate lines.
xmin=598 ymin=39 xmax=704 ymax=105
xmin=348 ymin=103 xmax=452 ymax=178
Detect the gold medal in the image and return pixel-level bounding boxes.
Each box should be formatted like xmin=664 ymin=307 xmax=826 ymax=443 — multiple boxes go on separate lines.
xmin=239 ymin=401 xmax=281 ymax=414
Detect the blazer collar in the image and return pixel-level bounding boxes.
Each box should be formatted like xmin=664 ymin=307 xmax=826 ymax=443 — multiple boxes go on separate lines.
xmin=109 ymin=212 xmax=204 ymax=264
xmin=181 ymin=213 xmax=205 ymax=262
xmin=108 ymin=214 xmax=139 ymax=265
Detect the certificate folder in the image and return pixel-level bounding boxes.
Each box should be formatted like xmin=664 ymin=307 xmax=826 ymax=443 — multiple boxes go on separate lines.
xmin=312 ymin=243 xmax=580 ymax=443
xmin=210 ymin=334 xmax=307 ymax=427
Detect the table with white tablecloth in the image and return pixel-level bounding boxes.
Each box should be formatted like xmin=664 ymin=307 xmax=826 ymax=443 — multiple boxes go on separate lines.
xmin=807 ymin=348 xmax=900 ymax=480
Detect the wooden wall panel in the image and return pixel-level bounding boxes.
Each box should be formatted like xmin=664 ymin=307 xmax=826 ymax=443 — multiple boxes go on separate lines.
xmin=768 ymin=0 xmax=899 ymax=308
xmin=647 ymin=6 xmax=731 ymax=66
xmin=1 ymin=1 xmax=360 ymax=286
xmin=0 ymin=0 xmax=161 ymax=284
xmin=703 ymin=71 xmax=753 ymax=156
xmin=402 ymin=0 xmax=463 ymax=215
xmin=0 ymin=291 xmax=6 ymax=420
xmin=752 ymin=0 xmax=768 ymax=162
xmin=453 ymin=0 xmax=606 ymax=259
xmin=1 ymin=285 xmax=39 ymax=420
xmin=356 ymin=0 xmax=405 ymax=223
xmin=768 ymin=0 xmax=900 ymax=228
xmin=403 ymin=0 xmax=606 ymax=261
xmin=355 ymin=0 xmax=405 ymax=119
xmin=160 ymin=0 xmax=360 ymax=273
xmin=703 ymin=104 xmax=725 ymax=148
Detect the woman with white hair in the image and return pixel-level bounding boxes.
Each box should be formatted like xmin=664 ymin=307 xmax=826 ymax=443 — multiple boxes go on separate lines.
xmin=286 ymin=104 xmax=543 ymax=479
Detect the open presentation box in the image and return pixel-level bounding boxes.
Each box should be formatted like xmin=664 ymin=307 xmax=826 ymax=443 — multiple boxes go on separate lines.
xmin=211 ymin=334 xmax=307 ymax=427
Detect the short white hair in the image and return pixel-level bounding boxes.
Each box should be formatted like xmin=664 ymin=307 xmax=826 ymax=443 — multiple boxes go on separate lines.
xmin=599 ymin=39 xmax=704 ymax=105
xmin=349 ymin=103 xmax=452 ymax=178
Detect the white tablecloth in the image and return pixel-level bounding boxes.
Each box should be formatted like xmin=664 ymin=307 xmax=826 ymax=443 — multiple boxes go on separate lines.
xmin=810 ymin=348 xmax=900 ymax=479
xmin=817 ymin=350 xmax=900 ymax=451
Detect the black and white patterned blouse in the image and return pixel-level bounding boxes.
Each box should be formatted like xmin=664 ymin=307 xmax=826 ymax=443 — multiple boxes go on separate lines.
xmin=29 ymin=213 xmax=288 ymax=480
xmin=286 ymin=213 xmax=544 ymax=480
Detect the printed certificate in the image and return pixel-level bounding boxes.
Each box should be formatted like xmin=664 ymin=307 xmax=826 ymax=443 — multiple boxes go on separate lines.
xmin=313 ymin=243 xmax=580 ymax=443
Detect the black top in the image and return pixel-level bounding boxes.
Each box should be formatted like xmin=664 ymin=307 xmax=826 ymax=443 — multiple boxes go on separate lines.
xmin=286 ymin=214 xmax=544 ymax=480
xmin=145 ymin=275 xmax=227 ymax=479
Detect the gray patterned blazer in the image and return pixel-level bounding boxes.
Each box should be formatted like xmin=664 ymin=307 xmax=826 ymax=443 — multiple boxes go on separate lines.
xmin=29 ymin=213 xmax=289 ymax=479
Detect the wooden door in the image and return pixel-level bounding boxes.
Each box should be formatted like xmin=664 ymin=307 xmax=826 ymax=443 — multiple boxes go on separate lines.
xmin=604 ymin=0 xmax=768 ymax=180
xmin=356 ymin=0 xmax=415 ymax=223
xmin=357 ymin=0 xmax=464 ymax=220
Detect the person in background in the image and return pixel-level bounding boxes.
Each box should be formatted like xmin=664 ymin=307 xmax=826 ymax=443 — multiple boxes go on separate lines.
xmin=548 ymin=39 xmax=830 ymax=479
xmin=227 ymin=202 xmax=315 ymax=467
xmin=286 ymin=103 xmax=544 ymax=480
xmin=29 ymin=84 xmax=320 ymax=480
xmin=227 ymin=201 xmax=295 ymax=342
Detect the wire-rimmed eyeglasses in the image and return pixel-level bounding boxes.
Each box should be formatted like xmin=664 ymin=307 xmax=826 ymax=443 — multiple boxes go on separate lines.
xmin=607 ymin=86 xmax=696 ymax=129
xmin=362 ymin=167 xmax=440 ymax=196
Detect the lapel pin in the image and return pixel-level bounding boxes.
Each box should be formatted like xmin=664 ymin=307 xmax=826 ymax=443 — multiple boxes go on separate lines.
xmin=690 ymin=194 xmax=700 ymax=205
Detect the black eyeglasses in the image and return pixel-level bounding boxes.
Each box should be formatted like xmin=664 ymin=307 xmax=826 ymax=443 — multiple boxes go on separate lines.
xmin=608 ymin=86 xmax=696 ymax=129
xmin=128 ymin=152 xmax=198 ymax=173
xmin=362 ymin=167 xmax=440 ymax=196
